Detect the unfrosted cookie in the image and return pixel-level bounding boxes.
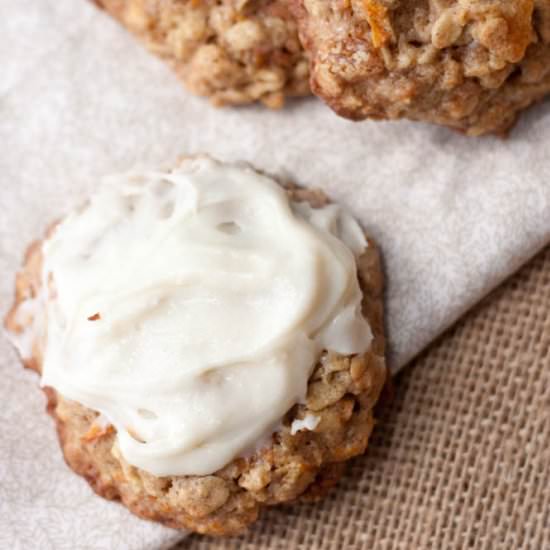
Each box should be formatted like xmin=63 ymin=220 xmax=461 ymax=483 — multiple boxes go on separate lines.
xmin=5 ymin=158 xmax=386 ymax=536
xmin=93 ymin=0 xmax=310 ymax=108
xmin=291 ymin=0 xmax=550 ymax=135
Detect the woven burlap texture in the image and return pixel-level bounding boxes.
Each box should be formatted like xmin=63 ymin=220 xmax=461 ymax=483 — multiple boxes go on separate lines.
xmin=176 ymin=244 xmax=550 ymax=550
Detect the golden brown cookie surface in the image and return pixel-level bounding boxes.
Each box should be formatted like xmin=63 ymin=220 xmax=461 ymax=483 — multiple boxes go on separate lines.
xmin=94 ymin=0 xmax=310 ymax=108
xmin=291 ymin=0 xmax=550 ymax=135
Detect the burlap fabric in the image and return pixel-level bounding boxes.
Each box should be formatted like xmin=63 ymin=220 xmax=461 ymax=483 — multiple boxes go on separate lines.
xmin=176 ymin=244 xmax=550 ymax=550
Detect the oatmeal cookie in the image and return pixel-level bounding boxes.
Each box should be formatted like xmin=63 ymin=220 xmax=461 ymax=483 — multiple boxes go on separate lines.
xmin=291 ymin=0 xmax=550 ymax=135
xmin=5 ymin=171 xmax=386 ymax=536
xmin=93 ymin=0 xmax=310 ymax=108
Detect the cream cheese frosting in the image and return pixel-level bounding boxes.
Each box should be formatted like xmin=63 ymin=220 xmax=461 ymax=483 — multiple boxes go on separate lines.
xmin=36 ymin=157 xmax=372 ymax=476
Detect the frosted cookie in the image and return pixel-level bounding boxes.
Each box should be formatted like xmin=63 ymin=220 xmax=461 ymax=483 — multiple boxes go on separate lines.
xmin=290 ymin=0 xmax=550 ymax=135
xmin=5 ymin=156 xmax=386 ymax=535
xmin=92 ymin=0 xmax=310 ymax=108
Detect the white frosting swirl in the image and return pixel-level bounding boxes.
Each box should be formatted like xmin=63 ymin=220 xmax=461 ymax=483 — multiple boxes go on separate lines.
xmin=39 ymin=157 xmax=372 ymax=476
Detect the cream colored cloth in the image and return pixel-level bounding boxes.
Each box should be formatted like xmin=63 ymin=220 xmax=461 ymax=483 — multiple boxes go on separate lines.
xmin=0 ymin=2 xmax=549 ymax=549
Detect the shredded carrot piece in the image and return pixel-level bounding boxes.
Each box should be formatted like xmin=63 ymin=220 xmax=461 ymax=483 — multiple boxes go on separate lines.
xmin=81 ymin=423 xmax=114 ymax=443
xmin=503 ymin=0 xmax=534 ymax=62
xmin=363 ymin=0 xmax=391 ymax=48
